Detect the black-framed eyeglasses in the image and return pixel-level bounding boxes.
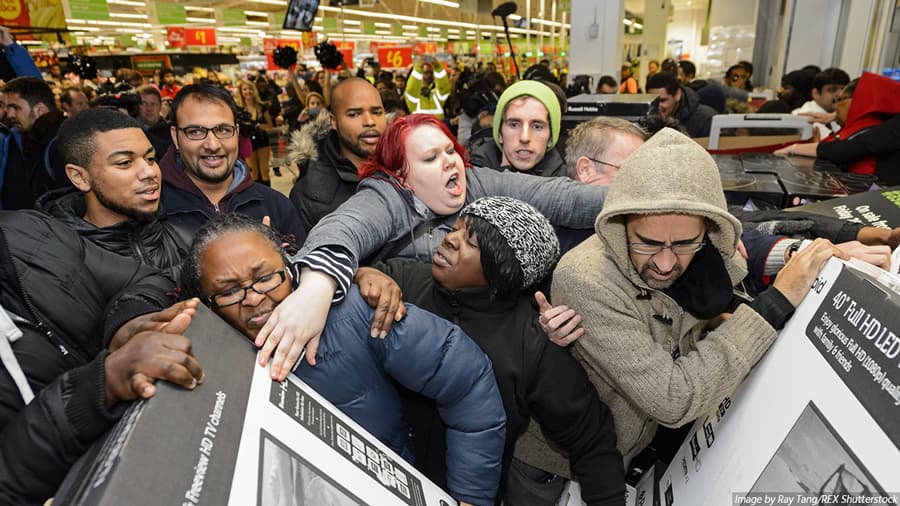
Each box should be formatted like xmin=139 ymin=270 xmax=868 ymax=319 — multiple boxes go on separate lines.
xmin=628 ymin=241 xmax=706 ymax=256
xmin=176 ymin=124 xmax=237 ymax=141
xmin=206 ymin=270 xmax=287 ymax=308
xmin=586 ymin=156 xmax=620 ymax=169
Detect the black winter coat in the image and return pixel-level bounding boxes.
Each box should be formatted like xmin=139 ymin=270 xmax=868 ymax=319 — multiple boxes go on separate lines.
xmin=0 ymin=210 xmax=175 ymax=504
xmin=377 ymin=259 xmax=624 ymax=506
xmin=36 ymin=187 xmax=192 ymax=277
xmin=288 ymin=126 xmax=360 ymax=234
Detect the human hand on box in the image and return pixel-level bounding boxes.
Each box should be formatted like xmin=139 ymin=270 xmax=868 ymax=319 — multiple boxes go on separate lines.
xmin=108 ymin=298 xmax=200 ymax=352
xmin=354 ymin=267 xmax=406 ymax=338
xmin=856 ymin=226 xmax=900 ymax=250
xmin=835 ymin=240 xmax=891 ymax=270
xmin=255 ymin=268 xmax=336 ymax=380
xmin=772 ymin=238 xmax=848 ymax=307
xmin=104 ymin=316 xmax=204 ymax=408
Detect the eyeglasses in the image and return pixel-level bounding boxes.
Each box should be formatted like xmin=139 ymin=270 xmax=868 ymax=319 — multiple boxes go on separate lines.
xmin=628 ymin=242 xmax=706 ymax=256
xmin=586 ymin=156 xmax=620 ymax=170
xmin=206 ymin=270 xmax=287 ymax=308
xmin=176 ymin=124 xmax=237 ymax=141
xmin=729 ymin=74 xmax=748 ymax=82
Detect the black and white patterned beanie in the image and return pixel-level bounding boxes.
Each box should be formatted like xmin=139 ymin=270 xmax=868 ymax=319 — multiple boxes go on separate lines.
xmin=461 ymin=196 xmax=560 ymax=288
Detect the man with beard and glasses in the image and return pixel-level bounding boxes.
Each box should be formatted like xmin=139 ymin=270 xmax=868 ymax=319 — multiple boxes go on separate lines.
xmin=36 ymin=108 xmax=190 ymax=275
xmin=287 ymin=77 xmax=386 ymax=233
xmin=550 ymin=128 xmax=847 ymax=466
xmin=160 ymin=84 xmax=304 ymax=242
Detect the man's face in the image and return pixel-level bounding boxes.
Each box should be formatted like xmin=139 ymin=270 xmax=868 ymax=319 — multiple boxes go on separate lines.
xmin=74 ymin=128 xmax=161 ymax=225
xmin=171 ymin=96 xmax=238 ymax=185
xmin=727 ymin=69 xmax=749 ymax=89
xmin=200 ymin=231 xmax=292 ymax=339
xmin=431 ymin=217 xmax=487 ymax=292
xmin=163 ymin=73 xmax=176 ymax=86
xmin=677 ymin=66 xmax=687 ymax=84
xmin=598 ymin=83 xmax=618 ymax=94
xmin=331 ymin=80 xmax=385 ymax=166
xmin=422 ymin=64 xmax=434 ymax=86
xmin=5 ymin=93 xmax=45 ymax=132
xmin=62 ymin=90 xmax=90 ymax=117
xmin=138 ymin=93 xmax=162 ymax=125
xmin=499 ymin=96 xmax=552 ymax=171
xmin=648 ymin=87 xmax=681 ymax=119
xmin=812 ymin=84 xmax=845 ymax=113
xmin=835 ymin=90 xmax=852 ymax=127
xmin=626 ymin=213 xmax=706 ymax=289
xmin=576 ymin=132 xmax=644 ymax=187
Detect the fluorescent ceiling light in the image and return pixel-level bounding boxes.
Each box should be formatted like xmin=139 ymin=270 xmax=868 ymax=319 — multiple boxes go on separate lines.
xmin=107 ymin=0 xmax=146 ymax=6
xmin=185 ymin=6 xmax=214 ymax=12
xmin=250 ymin=0 xmax=286 ymax=5
xmin=419 ymin=0 xmax=459 ymax=7
xmin=246 ymin=21 xmax=269 ymax=26
xmin=109 ymin=12 xmax=148 ymax=19
xmin=245 ymin=10 xmax=268 ymax=16
xmin=186 ymin=17 xmax=215 ymax=23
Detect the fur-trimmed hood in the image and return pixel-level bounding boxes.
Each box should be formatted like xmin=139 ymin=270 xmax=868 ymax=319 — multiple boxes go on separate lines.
xmin=287 ymin=110 xmax=333 ymax=168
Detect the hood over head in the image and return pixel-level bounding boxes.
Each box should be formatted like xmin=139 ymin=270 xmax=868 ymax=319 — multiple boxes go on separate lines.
xmin=595 ymin=127 xmax=743 ymax=283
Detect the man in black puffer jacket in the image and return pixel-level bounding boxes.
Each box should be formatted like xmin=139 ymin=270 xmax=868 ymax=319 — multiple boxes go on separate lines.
xmin=287 ymin=78 xmax=386 ymax=234
xmin=0 ymin=210 xmax=204 ymax=504
xmin=36 ymin=108 xmax=192 ymax=276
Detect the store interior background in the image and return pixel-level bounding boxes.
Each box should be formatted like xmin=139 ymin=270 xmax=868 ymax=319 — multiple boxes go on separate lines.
xmin=30 ymin=0 xmax=900 ymax=91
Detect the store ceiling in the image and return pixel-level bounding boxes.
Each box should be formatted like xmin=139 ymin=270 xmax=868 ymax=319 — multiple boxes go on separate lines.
xmin=62 ymin=0 xmax=569 ymax=46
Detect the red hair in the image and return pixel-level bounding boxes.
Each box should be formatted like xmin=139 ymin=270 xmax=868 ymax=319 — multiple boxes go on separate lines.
xmin=358 ymin=113 xmax=470 ymax=182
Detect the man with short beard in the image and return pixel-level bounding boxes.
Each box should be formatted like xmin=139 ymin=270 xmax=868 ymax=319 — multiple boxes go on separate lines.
xmin=553 ymin=128 xmax=847 ymax=466
xmin=287 ymin=77 xmax=385 ymax=233
xmin=159 ymin=84 xmax=304 ymax=242
xmin=37 ymin=108 xmax=190 ymax=274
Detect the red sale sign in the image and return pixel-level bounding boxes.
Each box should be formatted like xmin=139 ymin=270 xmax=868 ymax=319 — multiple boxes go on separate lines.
xmin=184 ymin=27 xmax=216 ymax=47
xmin=377 ymin=47 xmax=412 ymax=69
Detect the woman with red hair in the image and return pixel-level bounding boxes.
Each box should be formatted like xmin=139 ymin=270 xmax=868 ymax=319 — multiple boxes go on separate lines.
xmin=252 ymin=112 xmax=607 ymax=380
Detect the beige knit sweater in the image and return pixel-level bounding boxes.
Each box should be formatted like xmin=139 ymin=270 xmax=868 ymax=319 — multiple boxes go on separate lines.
xmin=515 ymin=128 xmax=779 ymax=472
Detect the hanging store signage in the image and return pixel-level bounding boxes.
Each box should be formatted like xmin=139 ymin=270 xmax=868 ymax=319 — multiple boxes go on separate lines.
xmin=184 ymin=27 xmax=217 ymax=47
xmin=377 ymin=47 xmax=412 ymax=69
xmin=155 ymin=2 xmax=187 ymax=25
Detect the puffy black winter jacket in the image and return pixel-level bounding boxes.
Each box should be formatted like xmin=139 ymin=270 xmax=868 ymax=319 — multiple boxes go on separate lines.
xmin=37 ymin=187 xmax=192 ymax=277
xmin=0 ymin=210 xmax=175 ymax=504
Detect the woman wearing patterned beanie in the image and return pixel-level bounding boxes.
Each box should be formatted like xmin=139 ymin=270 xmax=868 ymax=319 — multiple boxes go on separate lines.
xmin=356 ymin=196 xmax=624 ymax=506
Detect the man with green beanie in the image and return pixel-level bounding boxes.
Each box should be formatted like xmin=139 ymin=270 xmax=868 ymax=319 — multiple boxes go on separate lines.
xmin=469 ymin=80 xmax=566 ymax=177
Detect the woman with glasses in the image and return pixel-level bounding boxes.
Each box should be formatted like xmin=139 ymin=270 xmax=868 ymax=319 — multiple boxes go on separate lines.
xmin=235 ymin=79 xmax=275 ymax=185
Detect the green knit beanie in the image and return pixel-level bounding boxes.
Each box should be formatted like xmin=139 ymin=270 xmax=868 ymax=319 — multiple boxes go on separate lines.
xmin=492 ymin=80 xmax=561 ymax=150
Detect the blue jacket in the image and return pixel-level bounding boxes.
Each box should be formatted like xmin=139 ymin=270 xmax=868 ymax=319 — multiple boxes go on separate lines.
xmin=159 ymin=147 xmax=306 ymax=244
xmin=295 ymin=286 xmax=506 ymax=506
